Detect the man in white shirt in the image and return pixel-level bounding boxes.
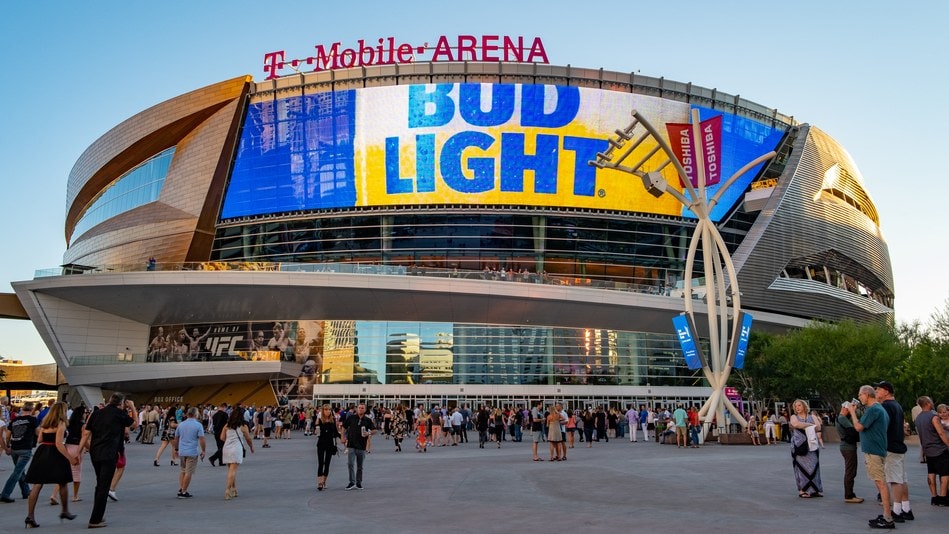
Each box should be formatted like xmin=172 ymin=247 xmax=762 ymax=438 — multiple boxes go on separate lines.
xmin=135 ymin=405 xmax=147 ymax=443
xmin=625 ymin=405 xmax=639 ymax=442
xmin=450 ymin=408 xmax=463 ymax=445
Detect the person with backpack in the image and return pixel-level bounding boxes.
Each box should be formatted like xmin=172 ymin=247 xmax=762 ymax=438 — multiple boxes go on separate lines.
xmin=1 ymin=402 xmax=38 ymax=503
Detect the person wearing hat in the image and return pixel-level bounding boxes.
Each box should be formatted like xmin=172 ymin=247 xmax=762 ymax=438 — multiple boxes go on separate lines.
xmin=875 ymin=380 xmax=913 ymax=522
xmin=850 ymin=385 xmax=894 ymax=529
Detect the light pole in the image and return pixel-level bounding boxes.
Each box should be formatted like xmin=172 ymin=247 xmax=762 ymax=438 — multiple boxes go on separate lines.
xmin=591 ymin=108 xmax=775 ymax=439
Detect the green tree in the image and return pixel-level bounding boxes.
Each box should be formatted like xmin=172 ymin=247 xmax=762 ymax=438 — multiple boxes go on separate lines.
xmin=895 ymin=302 xmax=949 ymax=411
xmin=736 ymin=320 xmax=906 ymax=409
xmin=732 ymin=331 xmax=783 ymax=408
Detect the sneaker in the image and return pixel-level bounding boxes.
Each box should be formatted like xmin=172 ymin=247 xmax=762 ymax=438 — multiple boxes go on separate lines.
xmin=845 ymin=497 xmax=865 ymax=504
xmin=900 ymin=510 xmax=914 ymax=521
xmin=892 ymin=513 xmax=904 ymax=523
xmin=107 ymin=491 xmax=118 ymax=502
xmin=355 ymin=483 xmax=363 ymax=490
xmin=0 ymin=496 xmax=14 ymax=503
xmin=868 ymin=516 xmax=895 ymax=529
xmin=177 ymin=492 xmax=193 ymax=499
xmin=345 ymin=483 xmax=356 ymax=491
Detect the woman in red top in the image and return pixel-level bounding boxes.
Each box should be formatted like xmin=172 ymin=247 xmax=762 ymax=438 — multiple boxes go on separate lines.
xmin=415 ymin=410 xmax=429 ymax=452
xmin=566 ymin=412 xmax=578 ymax=449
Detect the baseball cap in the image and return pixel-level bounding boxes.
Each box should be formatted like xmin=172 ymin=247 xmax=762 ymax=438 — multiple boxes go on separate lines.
xmin=873 ymin=380 xmax=894 ymax=393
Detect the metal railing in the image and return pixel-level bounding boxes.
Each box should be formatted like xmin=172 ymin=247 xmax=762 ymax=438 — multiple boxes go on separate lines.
xmin=38 ymin=261 xmax=707 ymax=299
xmin=67 ymin=351 xmax=283 ymax=366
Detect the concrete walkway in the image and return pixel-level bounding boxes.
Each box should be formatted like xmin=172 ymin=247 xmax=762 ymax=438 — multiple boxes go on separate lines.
xmin=0 ymin=433 xmax=944 ymax=533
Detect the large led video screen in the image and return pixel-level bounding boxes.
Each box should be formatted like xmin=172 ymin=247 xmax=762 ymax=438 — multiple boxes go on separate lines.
xmin=221 ymin=84 xmax=786 ymax=222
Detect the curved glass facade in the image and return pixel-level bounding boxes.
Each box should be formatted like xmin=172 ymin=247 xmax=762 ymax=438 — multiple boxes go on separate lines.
xmin=72 ymin=147 xmax=175 ymax=240
xmin=212 ymin=213 xmax=712 ymax=289
xmin=145 ymin=319 xmax=700 ymax=395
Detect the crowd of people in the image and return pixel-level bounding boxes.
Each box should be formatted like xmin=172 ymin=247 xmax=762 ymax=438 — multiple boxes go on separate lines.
xmin=2 ymin=392 xmax=947 ymax=529
xmin=783 ymin=382 xmax=949 ymax=530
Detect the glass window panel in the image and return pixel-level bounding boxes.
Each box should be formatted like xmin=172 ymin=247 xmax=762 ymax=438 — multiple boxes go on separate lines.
xmin=73 ymin=147 xmax=175 ymax=239
xmin=147 ymin=319 xmax=700 ymax=388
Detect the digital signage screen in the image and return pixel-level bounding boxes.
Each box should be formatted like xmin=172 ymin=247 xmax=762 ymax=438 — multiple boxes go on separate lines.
xmin=221 ymin=83 xmax=785 ymax=222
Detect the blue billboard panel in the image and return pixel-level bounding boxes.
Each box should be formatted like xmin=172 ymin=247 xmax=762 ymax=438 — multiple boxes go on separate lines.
xmin=731 ymin=312 xmax=753 ymax=369
xmin=221 ymin=90 xmax=357 ymax=219
xmin=672 ymin=314 xmax=704 ymax=370
xmin=219 ymin=85 xmax=785 ymax=221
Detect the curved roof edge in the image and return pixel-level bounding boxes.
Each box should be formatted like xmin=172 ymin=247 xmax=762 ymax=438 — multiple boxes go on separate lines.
xmin=65 ymin=76 xmax=252 ymax=237
xmin=254 ymin=62 xmax=796 ymax=129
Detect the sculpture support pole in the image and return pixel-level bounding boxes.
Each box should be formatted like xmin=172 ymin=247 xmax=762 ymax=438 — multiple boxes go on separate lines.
xmin=592 ymin=108 xmax=774 ymax=441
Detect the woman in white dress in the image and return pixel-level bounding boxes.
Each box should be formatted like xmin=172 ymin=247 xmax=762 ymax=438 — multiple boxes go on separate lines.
xmin=220 ymin=407 xmax=254 ymax=500
xmin=763 ymin=409 xmax=777 ymax=445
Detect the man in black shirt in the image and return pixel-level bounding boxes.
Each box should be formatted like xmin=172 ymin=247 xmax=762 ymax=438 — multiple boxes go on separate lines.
xmin=207 ymin=404 xmax=229 ymax=467
xmin=875 ymin=381 xmax=913 ymax=522
xmin=595 ymin=406 xmax=608 ymax=442
xmin=341 ymin=403 xmax=374 ymax=490
xmin=0 ymin=402 xmax=38 ymax=503
xmin=79 ymin=394 xmax=137 ymax=529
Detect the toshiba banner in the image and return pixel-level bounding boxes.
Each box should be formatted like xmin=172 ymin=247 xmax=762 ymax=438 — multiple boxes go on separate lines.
xmin=666 ymin=114 xmax=723 ymax=188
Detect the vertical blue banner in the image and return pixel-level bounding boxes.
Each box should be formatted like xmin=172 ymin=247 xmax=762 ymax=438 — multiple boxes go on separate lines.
xmin=672 ymin=314 xmax=703 ymax=370
xmin=731 ymin=312 xmax=753 ymax=369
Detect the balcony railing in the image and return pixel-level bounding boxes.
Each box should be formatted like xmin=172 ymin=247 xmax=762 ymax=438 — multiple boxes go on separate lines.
xmin=37 ymin=261 xmax=709 ymax=299
xmin=68 ymin=351 xmax=288 ymax=366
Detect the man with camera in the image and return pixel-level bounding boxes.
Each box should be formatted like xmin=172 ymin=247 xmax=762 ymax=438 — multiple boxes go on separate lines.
xmin=850 ymin=385 xmax=893 ymax=529
xmin=837 ymin=400 xmax=862 ymax=503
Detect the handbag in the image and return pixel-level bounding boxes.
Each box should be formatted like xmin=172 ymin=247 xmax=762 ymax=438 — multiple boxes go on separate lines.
xmin=236 ymin=429 xmax=247 ymax=458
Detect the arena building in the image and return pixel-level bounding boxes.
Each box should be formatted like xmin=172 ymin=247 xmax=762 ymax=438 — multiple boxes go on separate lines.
xmin=12 ymin=51 xmax=893 ymax=410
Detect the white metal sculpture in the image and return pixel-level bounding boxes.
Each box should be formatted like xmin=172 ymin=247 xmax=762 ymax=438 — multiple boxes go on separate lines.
xmin=591 ymin=108 xmax=776 ymax=436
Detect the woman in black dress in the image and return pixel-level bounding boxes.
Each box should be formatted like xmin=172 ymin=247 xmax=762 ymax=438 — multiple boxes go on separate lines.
xmin=153 ymin=410 xmax=179 ymax=466
xmin=492 ymin=408 xmax=505 ymax=448
xmin=24 ymin=401 xmax=78 ymax=527
xmin=315 ymin=404 xmax=340 ymax=491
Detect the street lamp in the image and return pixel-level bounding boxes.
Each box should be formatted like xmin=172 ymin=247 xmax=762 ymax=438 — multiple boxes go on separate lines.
xmin=590 ymin=108 xmax=776 ymax=439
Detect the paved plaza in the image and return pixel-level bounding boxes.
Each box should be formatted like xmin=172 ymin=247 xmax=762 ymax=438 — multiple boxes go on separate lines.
xmin=0 ymin=432 xmax=945 ymax=533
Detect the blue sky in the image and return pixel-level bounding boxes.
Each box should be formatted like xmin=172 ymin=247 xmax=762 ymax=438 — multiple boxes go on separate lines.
xmin=1 ymin=1 xmax=947 ymax=364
